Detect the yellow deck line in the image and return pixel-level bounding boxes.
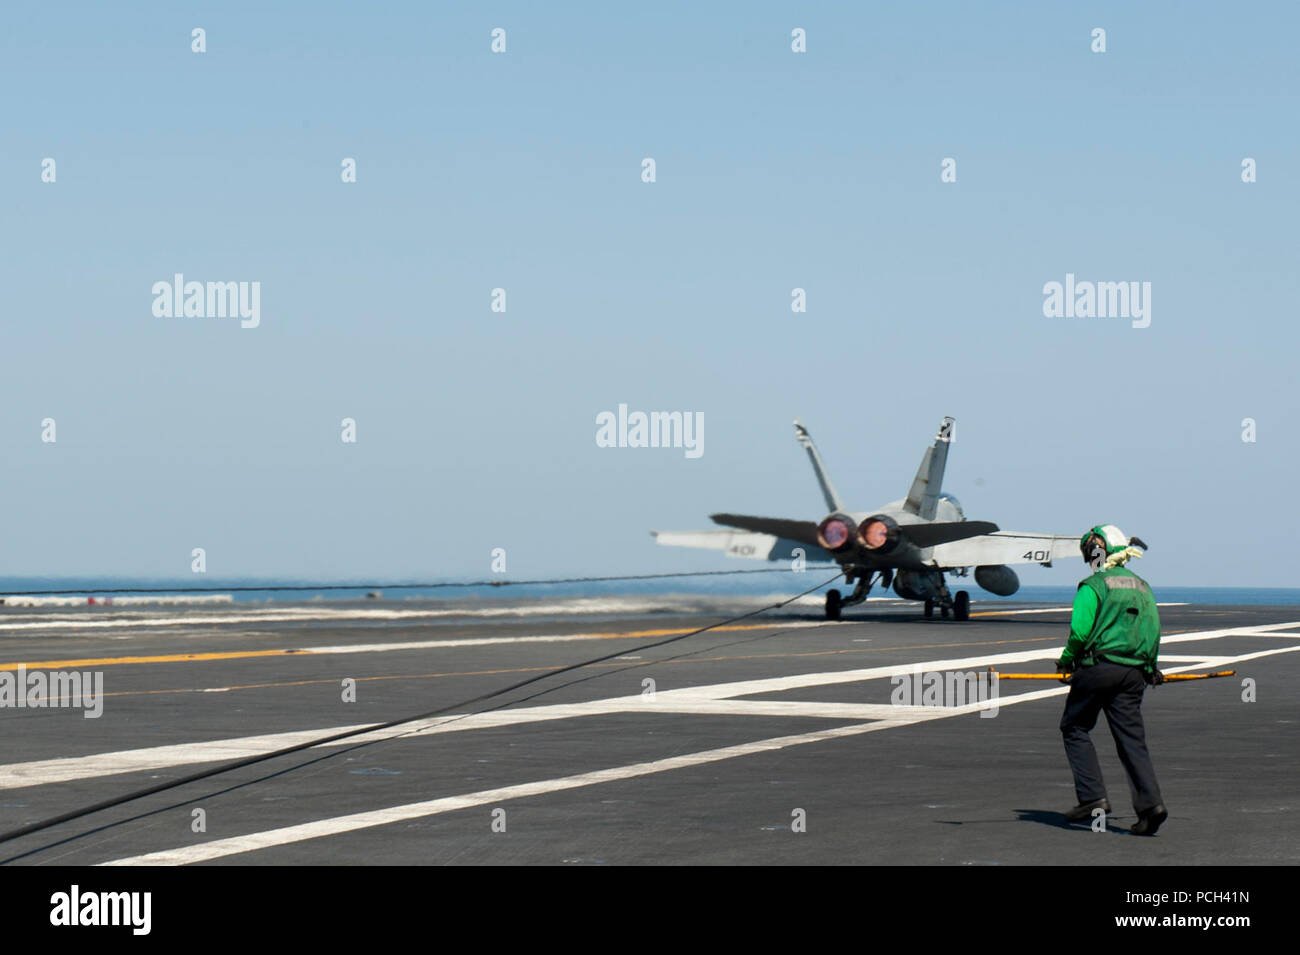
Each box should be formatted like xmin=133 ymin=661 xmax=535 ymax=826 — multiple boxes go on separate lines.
xmin=0 ymin=622 xmax=784 ymax=672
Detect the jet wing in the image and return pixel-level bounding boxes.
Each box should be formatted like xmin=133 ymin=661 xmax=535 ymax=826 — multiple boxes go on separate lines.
xmin=709 ymin=514 xmax=823 ymax=549
xmin=927 ymin=532 xmax=1081 ymax=568
xmin=709 ymin=514 xmax=998 ymax=551
xmin=651 ymin=529 xmax=833 ymax=563
xmin=899 ymin=520 xmax=998 ymax=548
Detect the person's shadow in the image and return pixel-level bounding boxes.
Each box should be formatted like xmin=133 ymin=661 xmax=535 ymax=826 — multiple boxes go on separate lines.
xmin=1015 ymin=809 xmax=1128 ymax=834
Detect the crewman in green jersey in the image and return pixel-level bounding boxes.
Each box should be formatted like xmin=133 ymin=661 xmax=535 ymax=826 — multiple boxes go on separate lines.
xmin=1057 ymin=524 xmax=1168 ymax=836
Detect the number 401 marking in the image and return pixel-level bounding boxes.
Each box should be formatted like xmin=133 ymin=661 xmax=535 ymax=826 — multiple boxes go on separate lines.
xmin=1022 ymin=550 xmax=1050 ymax=561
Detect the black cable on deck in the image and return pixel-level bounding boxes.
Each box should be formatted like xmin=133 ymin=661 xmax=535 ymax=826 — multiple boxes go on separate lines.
xmin=0 ymin=571 xmax=842 ymax=850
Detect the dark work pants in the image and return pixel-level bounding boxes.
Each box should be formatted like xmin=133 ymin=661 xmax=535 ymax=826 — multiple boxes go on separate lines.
xmin=1059 ymin=661 xmax=1164 ymax=813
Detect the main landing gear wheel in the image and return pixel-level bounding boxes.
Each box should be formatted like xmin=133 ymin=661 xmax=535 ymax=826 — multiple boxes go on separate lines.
xmin=924 ymin=599 xmax=934 ymax=618
xmin=825 ymin=588 xmax=842 ymax=621
xmin=953 ymin=590 xmax=970 ymax=622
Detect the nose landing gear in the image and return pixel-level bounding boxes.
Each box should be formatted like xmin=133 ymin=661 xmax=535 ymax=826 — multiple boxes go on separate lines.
xmin=929 ymin=578 xmax=971 ymax=622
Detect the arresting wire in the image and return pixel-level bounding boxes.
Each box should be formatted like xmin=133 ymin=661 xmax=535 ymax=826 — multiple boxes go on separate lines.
xmin=0 ymin=571 xmax=843 ymax=849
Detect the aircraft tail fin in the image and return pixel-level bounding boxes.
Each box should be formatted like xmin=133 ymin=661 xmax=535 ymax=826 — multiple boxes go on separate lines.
xmin=904 ymin=417 xmax=955 ymax=519
xmin=793 ymin=420 xmax=844 ymax=514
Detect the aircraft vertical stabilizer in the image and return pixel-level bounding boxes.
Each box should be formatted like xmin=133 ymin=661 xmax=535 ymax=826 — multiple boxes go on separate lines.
xmin=793 ymin=420 xmax=844 ymax=513
xmin=904 ymin=417 xmax=954 ymax=519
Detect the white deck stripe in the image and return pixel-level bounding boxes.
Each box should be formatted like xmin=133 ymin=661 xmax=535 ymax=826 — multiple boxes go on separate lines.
xmin=0 ymin=600 xmax=822 ymax=633
xmin=96 ymin=720 xmax=923 ymax=866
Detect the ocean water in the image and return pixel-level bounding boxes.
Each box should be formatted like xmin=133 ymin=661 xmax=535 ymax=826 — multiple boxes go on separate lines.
xmin=1 ymin=574 xmax=1298 ymax=607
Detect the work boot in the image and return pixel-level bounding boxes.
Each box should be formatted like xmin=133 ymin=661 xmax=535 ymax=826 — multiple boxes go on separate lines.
xmin=1131 ymin=804 xmax=1168 ymax=836
xmin=1064 ymin=798 xmax=1111 ymax=822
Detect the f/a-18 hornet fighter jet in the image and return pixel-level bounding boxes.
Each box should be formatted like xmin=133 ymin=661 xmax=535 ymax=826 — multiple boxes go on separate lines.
xmin=652 ymin=417 xmax=1079 ymax=621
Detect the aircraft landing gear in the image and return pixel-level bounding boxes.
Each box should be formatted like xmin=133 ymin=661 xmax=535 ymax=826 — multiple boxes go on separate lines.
xmin=824 ymin=572 xmax=876 ymax=620
xmin=953 ymin=590 xmax=970 ymax=622
xmin=825 ymin=589 xmax=842 ymax=621
xmin=930 ymin=578 xmax=971 ymax=621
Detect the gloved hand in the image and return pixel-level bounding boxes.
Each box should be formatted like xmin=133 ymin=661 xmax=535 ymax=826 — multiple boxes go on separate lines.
xmin=1055 ymin=661 xmax=1074 ymax=683
xmin=1144 ymin=668 xmax=1165 ymax=686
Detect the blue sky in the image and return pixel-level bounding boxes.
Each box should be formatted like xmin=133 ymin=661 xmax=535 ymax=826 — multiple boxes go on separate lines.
xmin=2 ymin=2 xmax=1297 ymax=586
